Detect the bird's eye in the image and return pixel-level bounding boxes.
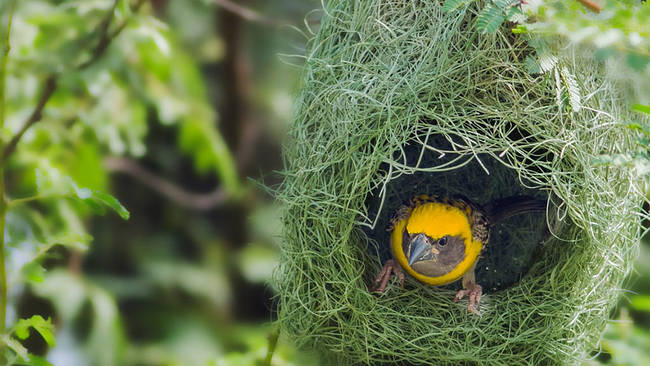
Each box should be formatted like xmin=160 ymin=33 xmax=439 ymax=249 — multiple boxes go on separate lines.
xmin=438 ymin=236 xmax=447 ymax=246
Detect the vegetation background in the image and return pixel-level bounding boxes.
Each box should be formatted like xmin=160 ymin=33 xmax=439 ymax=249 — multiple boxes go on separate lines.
xmin=0 ymin=0 xmax=648 ymax=365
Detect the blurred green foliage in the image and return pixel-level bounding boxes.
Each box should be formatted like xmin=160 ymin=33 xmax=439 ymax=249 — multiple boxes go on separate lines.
xmin=594 ymin=243 xmax=650 ymax=365
xmin=0 ymin=0 xmax=318 ymax=365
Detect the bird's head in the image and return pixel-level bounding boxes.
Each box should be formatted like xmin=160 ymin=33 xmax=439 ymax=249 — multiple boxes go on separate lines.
xmin=405 ymin=232 xmax=467 ymax=277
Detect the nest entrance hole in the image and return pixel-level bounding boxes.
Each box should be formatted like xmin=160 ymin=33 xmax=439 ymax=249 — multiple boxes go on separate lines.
xmin=363 ymin=133 xmax=549 ymax=293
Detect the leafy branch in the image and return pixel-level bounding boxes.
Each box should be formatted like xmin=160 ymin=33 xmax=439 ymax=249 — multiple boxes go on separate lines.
xmin=443 ymin=1 xmax=647 ymax=71
xmin=444 ymin=0 xmax=603 ymax=34
xmin=577 ymin=0 xmax=601 ymax=13
xmin=1 ymin=0 xmax=149 ymax=162
xmin=2 ymin=314 xmax=55 ymax=365
xmin=0 ymin=0 xmax=141 ymax=361
xmin=104 ymin=157 xmax=228 ymax=211
xmin=212 ymin=0 xmax=286 ymax=26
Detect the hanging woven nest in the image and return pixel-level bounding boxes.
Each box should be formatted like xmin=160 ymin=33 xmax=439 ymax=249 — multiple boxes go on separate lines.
xmin=275 ymin=1 xmax=643 ymax=365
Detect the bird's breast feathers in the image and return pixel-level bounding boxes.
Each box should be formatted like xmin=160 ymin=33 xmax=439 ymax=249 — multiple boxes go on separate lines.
xmin=391 ymin=200 xmax=484 ymax=286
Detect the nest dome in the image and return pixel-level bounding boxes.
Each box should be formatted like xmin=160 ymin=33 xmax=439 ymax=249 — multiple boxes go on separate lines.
xmin=276 ymin=1 xmax=643 ymax=364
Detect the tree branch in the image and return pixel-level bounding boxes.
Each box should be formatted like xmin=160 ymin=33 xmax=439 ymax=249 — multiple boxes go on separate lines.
xmin=2 ymin=75 xmax=56 ymax=160
xmin=104 ymin=157 xmax=228 ymax=211
xmin=212 ymin=0 xmax=286 ymax=26
xmin=263 ymin=324 xmax=280 ymax=366
xmin=103 ymin=109 xmax=264 ymax=211
xmin=1 ymin=0 xmax=149 ymax=162
xmin=77 ymin=0 xmax=121 ymax=70
xmin=79 ymin=0 xmax=148 ymax=70
xmin=578 ymin=0 xmax=600 ymax=13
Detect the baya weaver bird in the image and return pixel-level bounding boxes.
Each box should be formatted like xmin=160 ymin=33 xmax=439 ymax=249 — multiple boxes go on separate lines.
xmin=371 ymin=194 xmax=546 ymax=314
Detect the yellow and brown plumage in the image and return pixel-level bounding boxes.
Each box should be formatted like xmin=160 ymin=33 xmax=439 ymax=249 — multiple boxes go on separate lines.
xmin=371 ymin=194 xmax=545 ymax=315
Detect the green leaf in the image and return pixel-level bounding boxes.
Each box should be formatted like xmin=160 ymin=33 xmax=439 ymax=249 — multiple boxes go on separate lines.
xmin=492 ymin=0 xmax=515 ymax=8
xmin=35 ymin=167 xmax=68 ymax=196
xmin=116 ymin=0 xmax=133 ymax=20
xmin=525 ymin=55 xmax=540 ymax=74
xmin=594 ymin=47 xmax=615 ymax=61
xmin=506 ymin=6 xmax=526 ymax=23
xmin=601 ymin=311 xmax=650 ymax=366
xmin=178 ymin=117 xmax=240 ymax=197
xmin=130 ymin=26 xmax=240 ymax=196
xmin=524 ymin=36 xmax=558 ymax=75
xmin=538 ymin=53 xmax=558 ymax=74
xmin=512 ymin=24 xmax=528 ymax=34
xmin=27 ymin=355 xmax=54 ymax=366
xmin=476 ymin=3 xmax=506 ymax=34
xmin=33 ymin=166 xmax=129 ymax=219
xmin=630 ymin=295 xmax=650 ymax=312
xmin=69 ymin=142 xmax=108 ymax=191
xmin=3 ymin=336 xmax=29 ymax=361
xmin=237 ymin=243 xmax=278 ymax=283
xmin=560 ymin=67 xmax=581 ymax=113
xmin=633 ymin=104 xmax=650 ymax=115
xmin=85 ymin=190 xmax=130 ymax=220
xmin=441 ymin=0 xmax=473 ymax=12
xmin=78 ymin=73 xmax=148 ymax=156
xmin=50 ymin=232 xmax=93 ymax=251
xmin=84 ymin=285 xmax=127 ymax=366
xmin=627 ymin=53 xmax=650 ymax=71
xmin=625 ymin=122 xmax=650 ymax=143
xmin=21 ymin=262 xmax=46 ymax=284
xmin=14 ymin=315 xmax=56 ymax=347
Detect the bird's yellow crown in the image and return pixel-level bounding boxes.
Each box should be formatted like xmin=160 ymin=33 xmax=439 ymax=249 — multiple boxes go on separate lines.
xmin=406 ymin=203 xmax=472 ymax=242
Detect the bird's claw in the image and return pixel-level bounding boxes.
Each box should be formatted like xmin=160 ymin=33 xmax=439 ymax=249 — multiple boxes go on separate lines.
xmin=453 ymin=283 xmax=482 ymax=315
xmin=370 ymin=259 xmax=404 ymax=293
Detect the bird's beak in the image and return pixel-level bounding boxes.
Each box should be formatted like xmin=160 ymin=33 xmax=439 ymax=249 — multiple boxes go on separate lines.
xmin=408 ymin=233 xmax=431 ymax=267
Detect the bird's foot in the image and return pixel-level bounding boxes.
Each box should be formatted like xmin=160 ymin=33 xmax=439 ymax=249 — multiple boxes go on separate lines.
xmin=453 ymin=283 xmax=482 ymax=315
xmin=370 ymin=259 xmax=404 ymax=293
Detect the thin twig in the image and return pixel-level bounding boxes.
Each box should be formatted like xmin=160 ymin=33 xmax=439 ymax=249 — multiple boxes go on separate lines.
xmin=103 ymin=116 xmax=262 ymax=210
xmin=104 ymin=157 xmax=228 ymax=210
xmin=0 ymin=0 xmax=18 ymax=338
xmin=6 ymin=193 xmax=60 ymax=208
xmin=79 ymin=0 xmax=147 ymax=69
xmin=212 ymin=0 xmax=286 ymax=26
xmin=263 ymin=324 xmax=280 ymax=366
xmin=2 ymin=75 xmax=56 ymax=160
xmin=1 ymin=0 xmax=149 ymax=162
xmin=77 ymin=0 xmax=120 ymax=70
xmin=578 ymin=0 xmax=600 ymax=13
xmin=0 ymin=0 xmax=16 ymax=131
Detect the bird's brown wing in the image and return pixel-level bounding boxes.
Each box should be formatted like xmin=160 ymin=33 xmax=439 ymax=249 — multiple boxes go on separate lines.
xmin=469 ymin=205 xmax=490 ymax=245
xmin=478 ymin=195 xmax=547 ymax=255
xmin=483 ymin=195 xmax=546 ymax=224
